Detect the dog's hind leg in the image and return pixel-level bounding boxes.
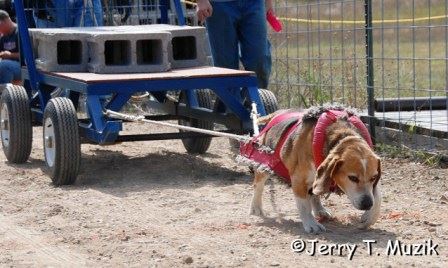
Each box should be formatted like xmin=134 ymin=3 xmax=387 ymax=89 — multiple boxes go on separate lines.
xmin=311 ymin=195 xmax=332 ymax=219
xmin=249 ymin=171 xmax=270 ymax=217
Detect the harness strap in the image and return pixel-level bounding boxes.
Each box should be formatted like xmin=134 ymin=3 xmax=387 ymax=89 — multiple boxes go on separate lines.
xmin=240 ymin=111 xmax=303 ymax=184
xmin=259 ymin=111 xmax=302 ymax=136
xmin=270 ymin=119 xmax=302 ymax=182
xmin=313 ymin=110 xmax=373 ymax=168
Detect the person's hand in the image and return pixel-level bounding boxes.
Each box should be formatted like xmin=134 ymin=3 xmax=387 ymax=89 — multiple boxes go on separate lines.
xmin=265 ymin=0 xmax=274 ymax=15
xmin=196 ymin=0 xmax=213 ymax=23
xmin=0 ymin=51 xmax=10 ymax=59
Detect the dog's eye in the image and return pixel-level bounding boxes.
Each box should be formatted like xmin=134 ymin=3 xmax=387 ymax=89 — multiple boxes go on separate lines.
xmin=348 ymin=176 xmax=359 ymax=183
xmin=370 ymin=176 xmax=378 ymax=182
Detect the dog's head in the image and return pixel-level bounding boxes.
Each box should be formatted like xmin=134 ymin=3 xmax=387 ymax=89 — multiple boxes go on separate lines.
xmin=312 ymin=137 xmax=381 ymax=211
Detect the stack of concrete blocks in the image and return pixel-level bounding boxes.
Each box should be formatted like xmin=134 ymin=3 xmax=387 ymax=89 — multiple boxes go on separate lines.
xmin=29 ymin=24 xmax=209 ymax=74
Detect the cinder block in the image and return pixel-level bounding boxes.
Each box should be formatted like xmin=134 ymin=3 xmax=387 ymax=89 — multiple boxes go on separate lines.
xmin=87 ymin=31 xmax=171 ymax=73
xmin=30 ymin=24 xmax=208 ymax=74
xmin=132 ymin=24 xmax=209 ymax=69
xmin=29 ymin=28 xmax=89 ymax=72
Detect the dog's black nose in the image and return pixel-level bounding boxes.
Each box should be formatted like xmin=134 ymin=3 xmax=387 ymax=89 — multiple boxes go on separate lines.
xmin=359 ymin=196 xmax=373 ymax=210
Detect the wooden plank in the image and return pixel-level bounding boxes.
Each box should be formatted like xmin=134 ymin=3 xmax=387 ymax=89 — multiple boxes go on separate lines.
xmin=47 ymin=66 xmax=254 ymax=84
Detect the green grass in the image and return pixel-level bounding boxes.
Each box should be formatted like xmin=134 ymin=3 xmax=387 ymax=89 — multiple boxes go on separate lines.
xmin=376 ymin=144 xmax=448 ymax=168
xmin=269 ymin=1 xmax=448 ymax=109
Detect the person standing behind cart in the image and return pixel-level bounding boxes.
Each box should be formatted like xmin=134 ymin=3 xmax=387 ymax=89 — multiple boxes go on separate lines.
xmin=0 ymin=9 xmax=20 ymax=84
xmin=33 ymin=0 xmax=103 ymax=28
xmin=196 ymin=0 xmax=272 ymax=90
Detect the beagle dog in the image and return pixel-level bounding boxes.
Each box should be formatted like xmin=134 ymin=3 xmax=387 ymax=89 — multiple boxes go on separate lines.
xmin=241 ymin=106 xmax=381 ymax=233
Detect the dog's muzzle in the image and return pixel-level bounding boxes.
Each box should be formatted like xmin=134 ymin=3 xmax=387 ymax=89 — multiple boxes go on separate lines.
xmin=357 ymin=195 xmax=373 ymax=210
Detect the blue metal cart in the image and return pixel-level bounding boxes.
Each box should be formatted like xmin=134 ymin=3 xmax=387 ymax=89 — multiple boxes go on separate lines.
xmin=0 ymin=0 xmax=278 ymax=185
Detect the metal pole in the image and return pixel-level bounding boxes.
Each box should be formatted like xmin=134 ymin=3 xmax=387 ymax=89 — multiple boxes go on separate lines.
xmin=364 ymin=0 xmax=376 ymax=143
xmin=14 ymin=0 xmax=41 ymax=91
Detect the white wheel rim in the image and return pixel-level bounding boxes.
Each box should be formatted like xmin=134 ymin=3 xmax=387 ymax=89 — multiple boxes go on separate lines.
xmin=44 ymin=117 xmax=56 ymax=168
xmin=0 ymin=104 xmax=10 ymax=149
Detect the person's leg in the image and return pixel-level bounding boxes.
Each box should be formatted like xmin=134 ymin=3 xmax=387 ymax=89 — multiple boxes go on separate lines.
xmin=33 ymin=1 xmax=62 ymax=28
xmin=92 ymin=0 xmax=104 ymax=26
xmin=238 ymin=0 xmax=272 ymax=89
xmin=0 ymin=60 xmax=21 ymax=84
xmin=34 ymin=18 xmax=55 ymax=28
xmin=53 ymin=0 xmax=70 ymax=27
xmin=81 ymin=0 xmax=104 ymax=26
xmin=206 ymin=1 xmax=240 ymax=70
xmin=206 ymin=1 xmax=243 ymax=108
xmin=72 ymin=0 xmax=104 ymax=27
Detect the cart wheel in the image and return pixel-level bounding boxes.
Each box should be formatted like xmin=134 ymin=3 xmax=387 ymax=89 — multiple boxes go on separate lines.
xmin=43 ymin=97 xmax=80 ymax=186
xmin=178 ymin=89 xmax=213 ymax=154
xmin=258 ymin=89 xmax=279 ymax=114
xmin=0 ymin=84 xmax=32 ymax=163
xmin=228 ymin=89 xmax=279 ymax=153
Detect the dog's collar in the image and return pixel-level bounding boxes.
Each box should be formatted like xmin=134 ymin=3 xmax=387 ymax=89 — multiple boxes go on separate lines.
xmin=312 ymin=110 xmax=373 ymax=168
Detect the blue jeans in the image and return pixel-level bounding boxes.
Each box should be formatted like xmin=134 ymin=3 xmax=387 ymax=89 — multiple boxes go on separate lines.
xmin=206 ymin=0 xmax=272 ymax=89
xmin=34 ymin=0 xmax=103 ymax=28
xmin=0 ymin=60 xmax=21 ymax=83
xmin=70 ymin=0 xmax=104 ymax=27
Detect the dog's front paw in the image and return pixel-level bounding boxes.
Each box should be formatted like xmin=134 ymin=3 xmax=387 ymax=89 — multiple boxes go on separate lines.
xmin=249 ymin=205 xmax=265 ymax=217
xmin=313 ymin=208 xmax=332 ymax=219
xmin=302 ymin=218 xmax=326 ymax=233
xmin=359 ymin=210 xmax=380 ymax=229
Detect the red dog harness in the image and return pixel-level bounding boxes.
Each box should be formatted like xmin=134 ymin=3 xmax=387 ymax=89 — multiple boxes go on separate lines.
xmin=239 ymin=110 xmax=373 ymax=185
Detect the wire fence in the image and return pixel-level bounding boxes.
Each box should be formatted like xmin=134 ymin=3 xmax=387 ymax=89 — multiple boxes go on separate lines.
xmin=270 ymin=0 xmax=448 ymax=153
xmin=13 ymin=0 xmax=448 ymax=153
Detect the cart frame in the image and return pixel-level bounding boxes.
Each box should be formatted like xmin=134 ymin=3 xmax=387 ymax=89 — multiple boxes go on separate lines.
xmin=2 ymin=0 xmax=273 ymax=185
xmin=14 ymin=0 xmax=267 ymax=144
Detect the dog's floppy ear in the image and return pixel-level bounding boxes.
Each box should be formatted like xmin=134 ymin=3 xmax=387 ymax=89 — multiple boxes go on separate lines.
xmin=313 ymin=155 xmax=343 ymax=195
xmin=373 ymin=158 xmax=381 ymax=189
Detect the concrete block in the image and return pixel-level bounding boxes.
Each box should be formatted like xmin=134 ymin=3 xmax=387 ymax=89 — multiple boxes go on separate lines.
xmin=29 ymin=28 xmax=89 ymax=72
xmin=131 ymin=24 xmax=209 ymax=69
xmin=86 ymin=31 xmax=171 ymax=73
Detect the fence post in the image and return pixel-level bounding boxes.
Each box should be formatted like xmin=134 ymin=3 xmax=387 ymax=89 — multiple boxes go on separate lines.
xmin=364 ymin=0 xmax=376 ymax=143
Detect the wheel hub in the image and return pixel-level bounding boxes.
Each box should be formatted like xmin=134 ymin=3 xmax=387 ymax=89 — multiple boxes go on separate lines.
xmin=44 ymin=136 xmax=53 ymax=148
xmin=1 ymin=119 xmax=8 ymax=131
xmin=44 ymin=117 xmax=56 ymax=168
xmin=0 ymin=104 xmax=10 ymax=148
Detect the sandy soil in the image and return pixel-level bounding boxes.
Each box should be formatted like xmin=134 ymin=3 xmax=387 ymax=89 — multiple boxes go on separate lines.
xmin=0 ymin=123 xmax=447 ymax=267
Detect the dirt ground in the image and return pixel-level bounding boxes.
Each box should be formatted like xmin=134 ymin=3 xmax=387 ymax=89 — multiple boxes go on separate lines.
xmin=0 ymin=123 xmax=447 ymax=267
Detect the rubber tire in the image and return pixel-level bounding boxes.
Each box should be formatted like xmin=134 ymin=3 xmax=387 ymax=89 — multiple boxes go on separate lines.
xmin=0 ymin=85 xmax=32 ymax=163
xmin=178 ymin=89 xmax=213 ymax=154
xmin=43 ymin=97 xmax=81 ymax=186
xmin=228 ymin=89 xmax=279 ymax=152
xmin=258 ymin=88 xmax=279 ymax=114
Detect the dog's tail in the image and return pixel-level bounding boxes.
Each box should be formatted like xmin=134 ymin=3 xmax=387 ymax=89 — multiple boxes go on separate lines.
xmin=257 ymin=113 xmax=277 ymax=125
xmin=257 ymin=109 xmax=301 ymax=125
